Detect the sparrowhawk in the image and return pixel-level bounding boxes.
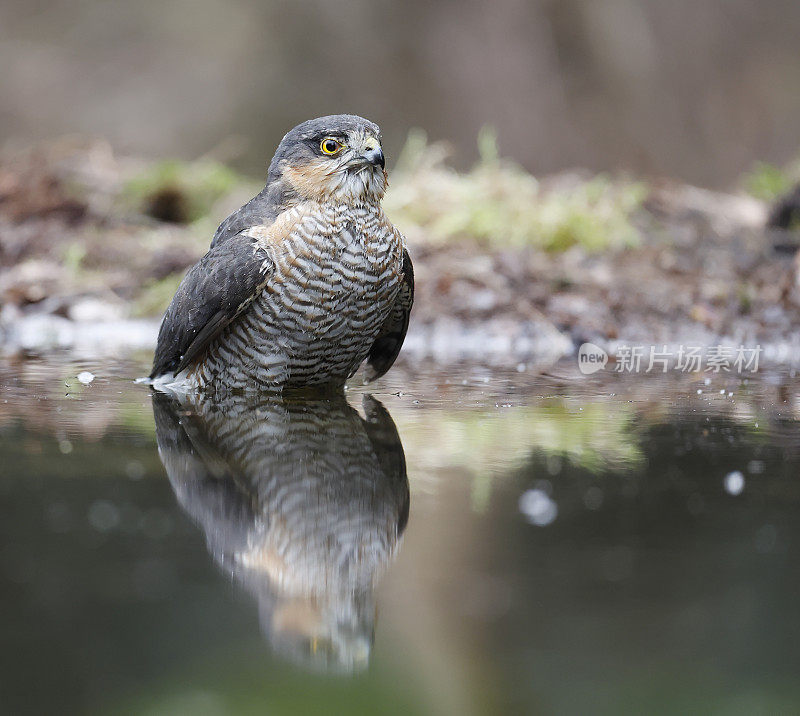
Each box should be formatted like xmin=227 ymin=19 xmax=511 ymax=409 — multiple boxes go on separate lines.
xmin=150 ymin=115 xmax=414 ymax=391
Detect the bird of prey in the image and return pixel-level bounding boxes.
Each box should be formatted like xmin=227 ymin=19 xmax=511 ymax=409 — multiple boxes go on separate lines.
xmin=150 ymin=114 xmax=413 ymax=391
xmin=152 ymin=391 xmax=409 ymax=671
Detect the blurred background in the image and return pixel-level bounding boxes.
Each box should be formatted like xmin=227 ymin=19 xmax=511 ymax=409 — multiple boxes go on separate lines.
xmin=2 ymin=0 xmax=800 ymax=188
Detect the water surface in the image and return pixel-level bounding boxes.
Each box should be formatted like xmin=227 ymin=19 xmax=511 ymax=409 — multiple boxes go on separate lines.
xmin=2 ymin=358 xmax=799 ymax=715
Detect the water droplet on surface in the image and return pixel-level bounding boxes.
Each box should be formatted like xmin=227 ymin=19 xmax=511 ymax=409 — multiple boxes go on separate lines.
xmin=88 ymin=500 xmax=120 ymax=532
xmin=583 ymin=486 xmax=603 ymax=510
xmin=724 ymin=471 xmax=745 ymax=496
xmin=518 ymin=489 xmax=558 ymax=526
xmin=545 ymin=455 xmax=562 ymax=476
xmin=747 ymin=460 xmax=765 ymax=475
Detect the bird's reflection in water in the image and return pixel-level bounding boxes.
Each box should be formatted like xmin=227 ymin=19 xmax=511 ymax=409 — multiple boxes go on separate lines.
xmin=152 ymin=391 xmax=409 ymax=673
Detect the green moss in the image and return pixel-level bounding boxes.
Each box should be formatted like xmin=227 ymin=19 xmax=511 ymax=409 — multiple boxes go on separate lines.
xmin=385 ymin=129 xmax=647 ymax=252
xmin=131 ymin=272 xmax=184 ymax=317
xmin=743 ymin=161 xmax=794 ymax=202
xmin=737 ymin=282 xmax=754 ymax=315
xmin=61 ymin=242 xmax=87 ymax=274
xmin=122 ymin=159 xmax=249 ymax=224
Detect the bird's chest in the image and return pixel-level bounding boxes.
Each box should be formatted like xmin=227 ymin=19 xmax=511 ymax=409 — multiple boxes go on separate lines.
xmin=263 ymin=205 xmax=401 ymax=337
xmin=286 ymin=209 xmax=397 ymax=304
xmin=328 ymin=213 xmax=398 ymax=304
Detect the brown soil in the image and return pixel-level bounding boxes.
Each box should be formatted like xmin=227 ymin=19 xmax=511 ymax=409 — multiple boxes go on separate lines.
xmin=1 ymin=139 xmax=798 ymax=364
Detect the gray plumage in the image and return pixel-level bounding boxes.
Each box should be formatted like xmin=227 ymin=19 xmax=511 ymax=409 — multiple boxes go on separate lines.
xmin=149 ymin=233 xmax=272 ymax=378
xmin=151 ymin=115 xmax=413 ymax=391
xmin=152 ymin=391 xmax=409 ymax=671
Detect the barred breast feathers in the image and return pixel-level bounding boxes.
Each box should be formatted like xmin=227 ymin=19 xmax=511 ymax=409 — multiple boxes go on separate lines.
xmin=244 ymin=201 xmax=401 ymax=267
xmin=149 ymin=207 xmax=310 ymax=383
xmin=152 ymin=197 xmax=406 ymax=391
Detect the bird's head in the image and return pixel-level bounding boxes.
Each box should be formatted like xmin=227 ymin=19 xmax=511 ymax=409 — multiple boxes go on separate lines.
xmin=266 ymin=114 xmax=387 ymax=206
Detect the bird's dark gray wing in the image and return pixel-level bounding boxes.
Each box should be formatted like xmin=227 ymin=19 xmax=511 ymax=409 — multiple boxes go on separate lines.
xmin=364 ymin=248 xmax=414 ymax=382
xmin=211 ymin=187 xmax=279 ymax=249
xmin=151 ymin=392 xmax=255 ymax=559
xmin=150 ymin=233 xmax=273 ymax=379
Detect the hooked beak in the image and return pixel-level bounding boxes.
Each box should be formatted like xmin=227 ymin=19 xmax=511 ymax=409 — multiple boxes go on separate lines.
xmin=361 ymin=137 xmax=385 ymax=169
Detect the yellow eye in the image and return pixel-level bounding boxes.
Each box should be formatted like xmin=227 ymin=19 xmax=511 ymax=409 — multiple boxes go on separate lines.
xmin=320 ymin=138 xmax=344 ymax=155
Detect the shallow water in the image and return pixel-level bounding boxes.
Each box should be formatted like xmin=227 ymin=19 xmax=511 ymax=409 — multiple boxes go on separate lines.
xmin=2 ymin=357 xmax=800 ymax=715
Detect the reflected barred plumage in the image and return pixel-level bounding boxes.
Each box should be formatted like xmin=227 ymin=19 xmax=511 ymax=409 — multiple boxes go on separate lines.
xmin=150 ymin=115 xmax=413 ymax=392
xmin=152 ymin=391 xmax=409 ymax=671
